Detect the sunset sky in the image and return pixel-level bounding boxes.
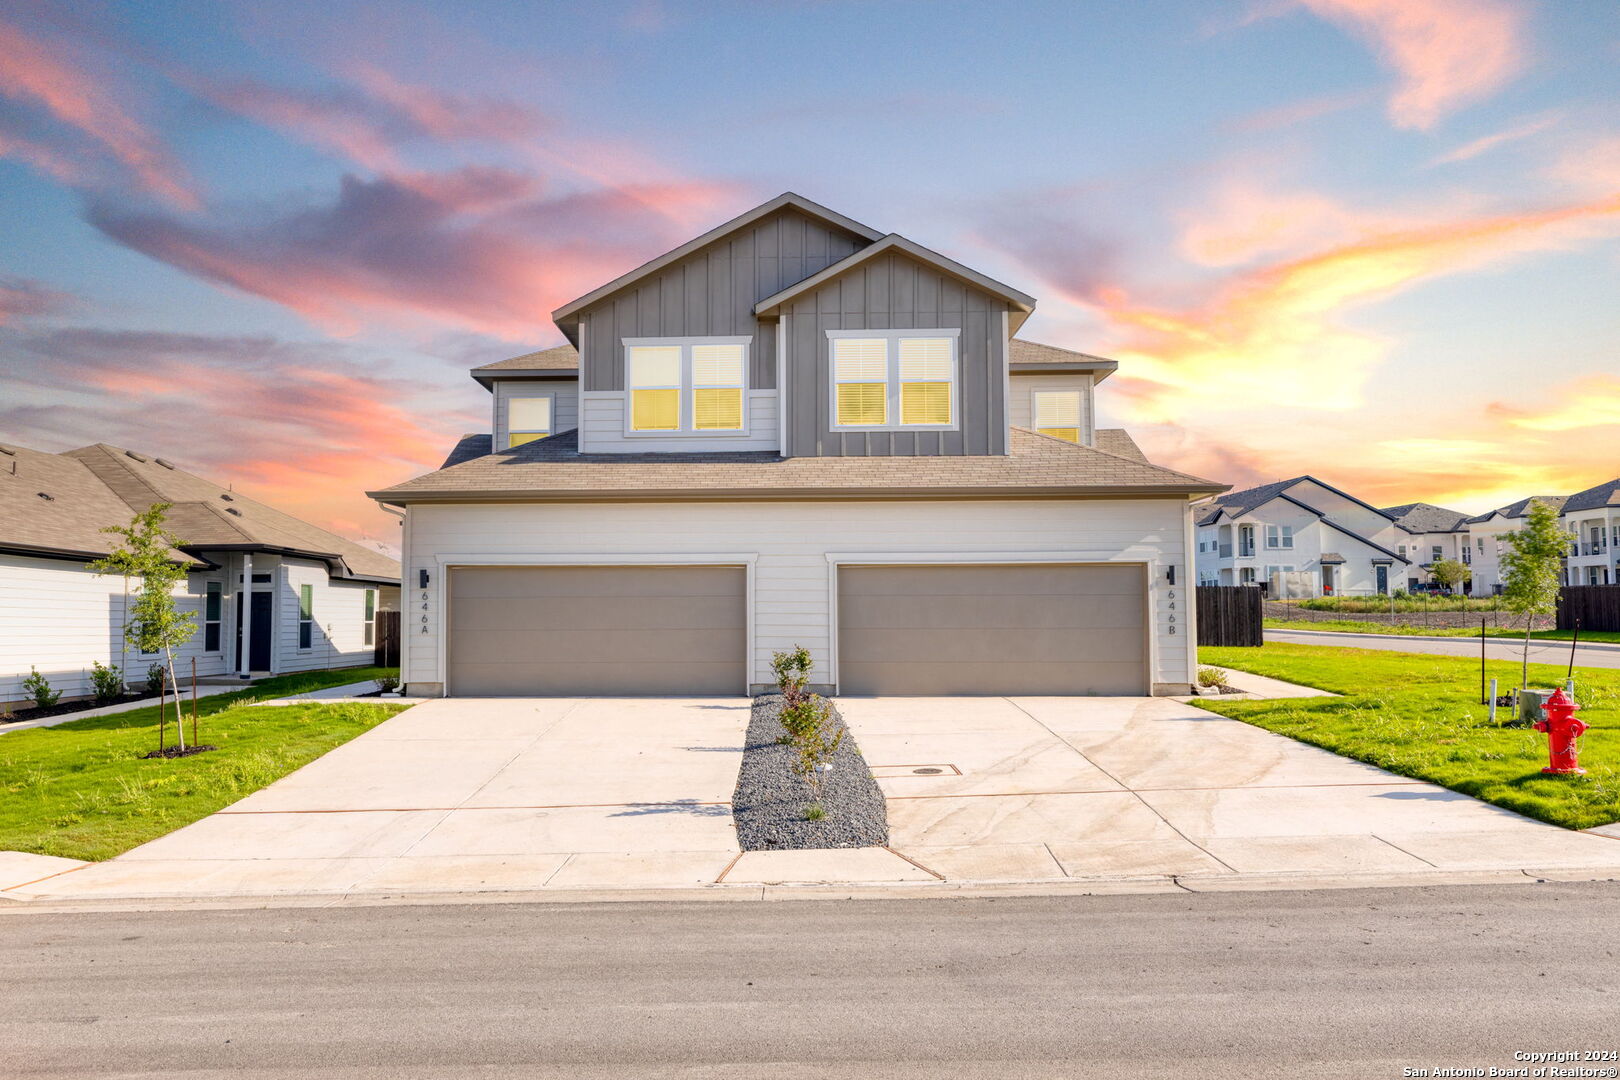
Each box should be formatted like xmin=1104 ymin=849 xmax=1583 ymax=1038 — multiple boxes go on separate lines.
xmin=2 ymin=0 xmax=1617 ymax=552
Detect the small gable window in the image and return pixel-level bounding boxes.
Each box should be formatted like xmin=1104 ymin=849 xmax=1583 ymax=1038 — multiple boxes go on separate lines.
xmin=508 ymin=396 xmax=553 ymax=447
xmin=625 ymin=338 xmax=748 ymax=434
xmin=1033 ymin=390 xmax=1082 ymax=443
xmin=829 ymin=329 xmax=958 ymax=431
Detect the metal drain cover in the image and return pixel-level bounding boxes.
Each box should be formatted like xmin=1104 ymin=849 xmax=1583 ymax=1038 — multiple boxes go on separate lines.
xmin=912 ymin=767 xmax=944 ymax=775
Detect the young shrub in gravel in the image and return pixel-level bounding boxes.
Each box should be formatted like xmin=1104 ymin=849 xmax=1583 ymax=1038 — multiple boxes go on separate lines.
xmin=780 ymin=691 xmax=844 ymax=818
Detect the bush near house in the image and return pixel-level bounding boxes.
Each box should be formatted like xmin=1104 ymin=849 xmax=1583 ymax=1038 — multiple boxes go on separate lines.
xmin=0 ymin=666 xmax=403 ymax=861
xmin=89 ymin=662 xmax=123 ymax=704
xmin=21 ymin=669 xmax=61 ymax=710
xmin=1196 ymin=642 xmax=1620 ymax=830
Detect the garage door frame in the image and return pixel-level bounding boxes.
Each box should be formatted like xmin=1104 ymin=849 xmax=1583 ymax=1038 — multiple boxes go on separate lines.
xmin=827 ymin=552 xmax=1156 ymax=695
xmin=433 ymin=553 xmax=757 ymax=696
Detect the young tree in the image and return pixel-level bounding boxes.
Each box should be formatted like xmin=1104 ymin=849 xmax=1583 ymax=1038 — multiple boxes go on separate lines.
xmin=1428 ymin=557 xmax=1471 ymax=595
xmin=1499 ymin=500 xmax=1566 ymax=689
xmin=91 ymin=505 xmax=198 ymax=752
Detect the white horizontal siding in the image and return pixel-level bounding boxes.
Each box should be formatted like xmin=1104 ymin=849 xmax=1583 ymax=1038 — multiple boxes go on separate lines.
xmin=578 ymin=390 xmax=779 ymax=453
xmin=274 ymin=559 xmax=383 ymax=674
xmin=404 ymin=499 xmax=1193 ymax=693
xmin=1007 ymin=374 xmax=1095 ymax=445
xmin=1 ymin=554 xmax=230 ymax=709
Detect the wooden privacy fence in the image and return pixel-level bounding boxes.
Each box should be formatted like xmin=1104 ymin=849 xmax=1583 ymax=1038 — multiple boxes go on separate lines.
xmin=1558 ymin=585 xmax=1620 ymax=632
xmin=374 ymin=609 xmax=401 ymax=667
xmin=1196 ymin=585 xmax=1264 ymax=647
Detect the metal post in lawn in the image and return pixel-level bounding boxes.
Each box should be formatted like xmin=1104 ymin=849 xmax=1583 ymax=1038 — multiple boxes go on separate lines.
xmin=1567 ymin=620 xmax=1580 ymax=697
xmin=157 ymin=671 xmax=166 ymax=756
xmin=190 ymin=656 xmax=198 ymax=748
xmin=1489 ymin=678 xmax=1498 ymax=724
xmin=1481 ymin=617 xmax=1487 ymax=705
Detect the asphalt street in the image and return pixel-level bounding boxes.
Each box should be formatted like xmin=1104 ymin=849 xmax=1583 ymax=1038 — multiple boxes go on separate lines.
xmin=1266 ymin=627 xmax=1620 ymax=670
xmin=4 ymin=881 xmax=1619 ymax=1079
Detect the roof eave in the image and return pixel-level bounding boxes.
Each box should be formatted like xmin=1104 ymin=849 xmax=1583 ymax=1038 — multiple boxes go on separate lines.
xmin=471 ymin=369 xmax=580 ymax=391
xmin=1009 ymin=361 xmax=1118 ymax=382
xmin=368 ymin=482 xmax=1227 ymax=506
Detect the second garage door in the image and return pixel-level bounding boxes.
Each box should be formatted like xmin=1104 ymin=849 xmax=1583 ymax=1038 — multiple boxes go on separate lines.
xmin=447 ymin=565 xmax=746 ymax=696
xmin=837 ymin=563 xmax=1148 ymax=696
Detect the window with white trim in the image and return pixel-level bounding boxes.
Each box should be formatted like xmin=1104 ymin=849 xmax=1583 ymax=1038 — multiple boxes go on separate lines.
xmin=829 ymin=329 xmax=958 ymax=430
xmin=1265 ymin=525 xmax=1294 ymax=549
xmin=507 ymin=395 xmax=553 ymax=447
xmin=363 ymin=589 xmax=377 ymax=647
xmin=1032 ymin=390 xmax=1082 ymax=443
xmin=298 ymin=584 xmax=314 ymax=650
xmin=626 ymin=338 xmax=747 ymax=434
xmin=204 ymin=581 xmax=222 ymax=652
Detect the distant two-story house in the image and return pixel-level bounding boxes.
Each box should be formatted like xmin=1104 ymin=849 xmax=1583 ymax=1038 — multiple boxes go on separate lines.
xmin=1379 ymin=502 xmax=1472 ymax=592
xmin=1558 ymin=478 xmax=1619 ymax=586
xmin=2 ymin=442 xmax=400 ymax=710
xmin=1194 ymin=476 xmax=1413 ymax=596
xmin=1465 ymin=495 xmax=1568 ymax=594
xmin=369 ymin=193 xmax=1227 ymax=698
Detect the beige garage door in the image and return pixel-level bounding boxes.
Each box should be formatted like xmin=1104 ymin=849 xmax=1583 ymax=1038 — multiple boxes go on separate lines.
xmin=837 ymin=563 xmax=1148 ymax=696
xmin=447 ymin=566 xmax=746 ymax=696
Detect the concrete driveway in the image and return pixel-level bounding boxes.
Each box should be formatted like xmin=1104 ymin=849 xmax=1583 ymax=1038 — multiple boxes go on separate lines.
xmin=840 ymin=696 xmax=1620 ymax=882
xmin=15 ymin=698 xmax=752 ymax=900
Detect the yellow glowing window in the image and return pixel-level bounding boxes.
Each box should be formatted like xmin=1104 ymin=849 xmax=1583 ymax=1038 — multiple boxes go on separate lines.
xmin=629 ymin=346 xmax=682 ymax=431
xmin=507 ymin=395 xmax=552 ymax=447
xmin=691 ymin=344 xmax=745 ymax=430
xmin=898 ymin=338 xmax=953 ymax=426
xmin=1033 ymin=390 xmax=1082 ymax=443
xmin=833 ymin=338 xmax=888 ymax=426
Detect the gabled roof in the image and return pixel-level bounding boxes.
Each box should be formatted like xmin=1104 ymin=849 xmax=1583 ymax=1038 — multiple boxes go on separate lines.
xmin=1316 ymin=515 xmax=1411 ymax=564
xmin=752 ymin=233 xmax=1036 ymax=334
xmin=549 ymin=193 xmax=884 ymax=333
xmin=0 ymin=441 xmax=399 ymax=582
xmin=370 ymin=427 xmax=1227 ymax=504
xmin=1094 ymin=429 xmax=1146 ymax=463
xmin=1201 ymin=475 xmax=1397 ymax=526
xmin=1380 ymin=502 xmax=1471 ymax=534
xmin=1467 ymin=495 xmax=1568 ymax=524
xmin=1008 ymin=340 xmax=1118 ymax=381
xmin=1560 ymin=478 xmax=1620 ymax=514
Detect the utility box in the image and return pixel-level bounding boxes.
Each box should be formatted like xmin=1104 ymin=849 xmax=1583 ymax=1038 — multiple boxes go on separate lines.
xmin=1519 ymin=688 xmax=1556 ymax=727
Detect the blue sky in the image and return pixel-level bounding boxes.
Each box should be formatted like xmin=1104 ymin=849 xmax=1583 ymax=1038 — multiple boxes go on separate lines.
xmin=2 ymin=0 xmax=1617 ymax=543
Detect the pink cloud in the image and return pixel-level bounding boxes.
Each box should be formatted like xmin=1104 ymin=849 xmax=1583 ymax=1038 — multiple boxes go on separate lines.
xmin=0 ymin=277 xmax=73 ymax=324
xmin=1294 ymin=0 xmax=1527 ymax=130
xmin=0 ymin=17 xmax=197 ymax=206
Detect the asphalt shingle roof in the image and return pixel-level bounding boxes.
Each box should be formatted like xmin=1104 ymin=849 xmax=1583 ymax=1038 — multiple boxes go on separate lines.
xmin=372 ymin=428 xmax=1226 ymax=503
xmin=1379 ymin=502 xmax=1471 ymax=533
xmin=0 ymin=441 xmax=399 ymax=581
xmin=1467 ymin=495 xmax=1568 ymax=523
xmin=1560 ymin=478 xmax=1620 ymax=514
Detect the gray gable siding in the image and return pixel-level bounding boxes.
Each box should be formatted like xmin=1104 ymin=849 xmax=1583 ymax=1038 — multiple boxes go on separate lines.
xmin=575 ymin=208 xmax=867 ymax=392
xmin=783 ymin=250 xmax=1010 ymax=458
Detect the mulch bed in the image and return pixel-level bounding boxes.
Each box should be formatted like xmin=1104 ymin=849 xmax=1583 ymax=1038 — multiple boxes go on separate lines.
xmin=2 ymin=689 xmax=165 ymax=725
xmin=1203 ymin=684 xmax=1247 ymax=695
xmin=139 ymin=744 xmax=219 ymax=760
xmin=731 ymin=693 xmax=889 ymax=851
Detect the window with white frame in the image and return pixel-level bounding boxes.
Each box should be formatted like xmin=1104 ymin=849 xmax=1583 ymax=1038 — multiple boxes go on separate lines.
xmin=829 ymin=330 xmax=958 ymax=430
xmin=363 ymin=589 xmax=377 ymax=647
xmin=1239 ymin=567 xmax=1256 ymax=585
xmin=1032 ymin=390 xmax=1082 ymax=443
xmin=204 ymin=582 xmax=222 ymax=652
xmin=625 ymin=338 xmax=747 ymax=434
xmin=1431 ymin=545 xmax=1443 ymax=562
xmin=507 ymin=395 xmax=553 ymax=447
xmin=1265 ymin=525 xmax=1294 ymax=549
xmin=298 ymin=584 xmax=314 ymax=650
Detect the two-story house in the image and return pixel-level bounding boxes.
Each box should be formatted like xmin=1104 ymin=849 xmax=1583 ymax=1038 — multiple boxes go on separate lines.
xmin=369 ymin=193 xmax=1226 ymax=698
xmin=1559 ymin=478 xmax=1620 ymax=586
xmin=1465 ymin=495 xmax=1568 ymax=594
xmin=1379 ymin=502 xmax=1472 ymax=591
xmin=1194 ymin=476 xmax=1411 ymax=596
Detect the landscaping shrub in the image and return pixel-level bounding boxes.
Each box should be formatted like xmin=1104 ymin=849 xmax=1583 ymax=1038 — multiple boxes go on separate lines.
xmin=89 ymin=661 xmax=123 ymax=704
xmin=144 ymin=662 xmax=168 ymax=695
xmin=771 ymin=644 xmax=843 ymax=818
xmin=376 ymin=674 xmax=400 ymax=694
xmin=1297 ymin=595 xmax=1503 ymax=614
xmin=1197 ymin=666 xmax=1229 ymax=688
xmin=22 ymin=668 xmax=60 ymax=710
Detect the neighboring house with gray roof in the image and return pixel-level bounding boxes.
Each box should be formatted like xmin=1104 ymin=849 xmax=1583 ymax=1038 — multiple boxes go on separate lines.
xmin=1 ymin=442 xmax=399 ymax=710
xmin=1557 ymin=478 xmax=1620 ymax=586
xmin=1464 ymin=495 xmax=1569 ymax=594
xmin=370 ymin=192 xmax=1225 ymax=698
xmin=1379 ymin=502 xmax=1473 ymax=591
xmin=1192 ymin=476 xmax=1412 ymax=597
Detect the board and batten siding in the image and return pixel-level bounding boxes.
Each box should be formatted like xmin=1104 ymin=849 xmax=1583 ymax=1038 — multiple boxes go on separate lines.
xmin=574 ymin=208 xmax=869 ymax=393
xmin=402 ymin=498 xmax=1194 ymax=696
xmin=1007 ymin=374 xmax=1095 ymax=446
xmin=0 ymin=554 xmax=231 ymax=709
xmin=577 ymin=390 xmax=780 ymax=453
xmin=782 ymin=250 xmax=1010 ymax=458
xmin=491 ymin=380 xmax=579 ymax=447
xmin=274 ymin=559 xmax=389 ymax=674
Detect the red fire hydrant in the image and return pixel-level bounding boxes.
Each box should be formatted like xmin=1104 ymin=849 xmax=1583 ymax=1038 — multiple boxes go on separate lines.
xmin=1533 ymin=688 xmax=1587 ymax=776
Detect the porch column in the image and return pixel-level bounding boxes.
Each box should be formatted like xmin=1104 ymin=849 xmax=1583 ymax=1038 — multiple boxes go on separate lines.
xmin=238 ymin=552 xmax=253 ymax=678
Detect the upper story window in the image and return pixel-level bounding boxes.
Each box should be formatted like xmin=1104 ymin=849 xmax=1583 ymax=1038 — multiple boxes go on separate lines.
xmin=625 ymin=338 xmax=748 ymax=434
xmin=1033 ymin=390 xmax=1082 ymax=443
xmin=507 ymin=395 xmax=553 ymax=447
xmin=1265 ymin=524 xmax=1294 ymax=549
xmin=829 ymin=329 xmax=958 ymax=431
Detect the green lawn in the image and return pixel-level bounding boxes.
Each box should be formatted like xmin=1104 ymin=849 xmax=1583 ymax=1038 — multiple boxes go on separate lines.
xmin=1264 ymin=617 xmax=1620 ymax=644
xmin=0 ymin=667 xmax=407 ymax=861
xmin=1196 ymin=643 xmax=1620 ymax=830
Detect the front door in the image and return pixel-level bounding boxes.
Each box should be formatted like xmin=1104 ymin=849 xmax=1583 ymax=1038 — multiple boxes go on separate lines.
xmin=1375 ymin=565 xmax=1388 ymax=595
xmin=1320 ymin=565 xmax=1336 ymax=595
xmin=235 ymin=591 xmax=273 ymax=672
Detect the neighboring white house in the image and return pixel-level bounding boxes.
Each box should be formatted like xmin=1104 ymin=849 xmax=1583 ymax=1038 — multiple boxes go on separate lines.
xmin=1193 ymin=476 xmax=1415 ymax=597
xmin=1 ymin=442 xmax=400 ymax=710
xmin=1379 ymin=503 xmax=1473 ymax=592
xmin=370 ymin=192 xmax=1228 ymax=699
xmin=1464 ymin=495 xmax=1569 ymax=594
xmin=1558 ymin=478 xmax=1620 ymax=586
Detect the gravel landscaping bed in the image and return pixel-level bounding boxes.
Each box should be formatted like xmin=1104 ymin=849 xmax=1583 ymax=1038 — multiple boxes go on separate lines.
xmin=732 ymin=693 xmax=889 ymax=851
